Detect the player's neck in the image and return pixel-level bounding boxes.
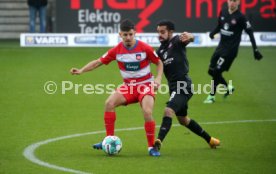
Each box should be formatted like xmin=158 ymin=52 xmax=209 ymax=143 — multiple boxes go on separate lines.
xmin=228 ymin=8 xmax=238 ymax=14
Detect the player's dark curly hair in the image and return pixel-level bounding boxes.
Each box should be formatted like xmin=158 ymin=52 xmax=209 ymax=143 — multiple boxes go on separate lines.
xmin=120 ymin=19 xmax=135 ymax=31
xmin=157 ymin=20 xmax=175 ymax=31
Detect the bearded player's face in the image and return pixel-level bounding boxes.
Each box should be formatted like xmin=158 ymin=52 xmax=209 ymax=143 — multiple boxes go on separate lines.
xmin=157 ymin=25 xmax=172 ymax=43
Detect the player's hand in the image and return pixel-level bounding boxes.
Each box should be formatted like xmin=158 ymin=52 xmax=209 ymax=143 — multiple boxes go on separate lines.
xmin=179 ymin=32 xmax=194 ymax=43
xmin=70 ymin=68 xmax=82 ymax=75
xmin=153 ymin=78 xmax=161 ymax=91
xmin=209 ymin=33 xmax=214 ymax=39
xmin=254 ymin=49 xmax=263 ymax=60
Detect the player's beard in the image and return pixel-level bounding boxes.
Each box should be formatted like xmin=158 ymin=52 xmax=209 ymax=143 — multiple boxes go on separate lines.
xmin=159 ymin=36 xmax=169 ymax=45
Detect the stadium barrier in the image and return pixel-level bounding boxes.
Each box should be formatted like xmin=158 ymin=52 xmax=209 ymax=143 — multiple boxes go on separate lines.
xmin=20 ymin=32 xmax=276 ymax=47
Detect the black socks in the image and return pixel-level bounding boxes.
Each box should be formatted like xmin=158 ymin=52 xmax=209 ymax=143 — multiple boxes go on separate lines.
xmin=187 ymin=119 xmax=211 ymax=143
xmin=157 ymin=116 xmax=172 ymax=142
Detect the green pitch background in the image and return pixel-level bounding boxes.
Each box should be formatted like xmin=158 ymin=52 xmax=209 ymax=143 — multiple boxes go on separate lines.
xmin=0 ymin=41 xmax=275 ymax=174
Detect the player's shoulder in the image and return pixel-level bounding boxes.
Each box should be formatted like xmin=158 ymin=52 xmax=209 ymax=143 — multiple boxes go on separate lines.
xmin=172 ymin=35 xmax=186 ymax=47
xmin=220 ymin=7 xmax=228 ymax=16
xmin=107 ymin=42 xmax=123 ymax=54
xmin=137 ymin=40 xmax=150 ymax=47
xmin=137 ymin=40 xmax=153 ymax=50
xmin=235 ymin=10 xmax=247 ymax=22
xmin=236 ymin=9 xmax=245 ymax=16
xmin=172 ymin=35 xmax=180 ymax=42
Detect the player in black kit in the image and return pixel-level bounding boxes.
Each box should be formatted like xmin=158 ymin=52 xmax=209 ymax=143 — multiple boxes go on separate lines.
xmin=204 ymin=0 xmax=263 ymax=103
xmin=153 ymin=20 xmax=220 ymax=153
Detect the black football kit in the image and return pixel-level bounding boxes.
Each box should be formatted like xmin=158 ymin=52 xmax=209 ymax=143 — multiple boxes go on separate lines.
xmin=157 ymin=35 xmax=192 ymax=116
xmin=209 ymin=8 xmax=258 ymax=71
xmin=156 ymin=34 xmax=212 ymax=144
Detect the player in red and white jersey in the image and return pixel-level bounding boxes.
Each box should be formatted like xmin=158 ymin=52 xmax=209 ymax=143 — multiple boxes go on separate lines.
xmin=70 ymin=19 xmax=163 ymax=157
xmin=100 ymin=39 xmax=159 ymax=84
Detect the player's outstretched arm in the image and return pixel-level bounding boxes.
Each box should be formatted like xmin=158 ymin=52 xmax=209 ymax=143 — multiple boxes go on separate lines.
xmin=70 ymin=59 xmax=103 ymax=75
xmin=179 ymin=32 xmax=194 ymax=44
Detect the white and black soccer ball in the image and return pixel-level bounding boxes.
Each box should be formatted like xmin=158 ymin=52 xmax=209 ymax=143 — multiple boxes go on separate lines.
xmin=102 ymin=136 xmax=122 ymax=155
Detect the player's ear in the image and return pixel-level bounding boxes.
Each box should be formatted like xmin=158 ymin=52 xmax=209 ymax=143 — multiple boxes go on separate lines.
xmin=169 ymin=30 xmax=174 ymax=37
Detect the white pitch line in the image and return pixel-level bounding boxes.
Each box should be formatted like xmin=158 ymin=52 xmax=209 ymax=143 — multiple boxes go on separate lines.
xmin=23 ymin=119 xmax=276 ymax=174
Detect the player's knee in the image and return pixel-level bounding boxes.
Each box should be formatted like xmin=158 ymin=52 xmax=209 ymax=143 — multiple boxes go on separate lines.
xmin=183 ymin=117 xmax=191 ymax=126
xmin=178 ymin=116 xmax=190 ymax=126
xmin=143 ymin=107 xmax=153 ymax=118
xmin=164 ymin=107 xmax=175 ymax=117
xmin=104 ymin=99 xmax=116 ymax=111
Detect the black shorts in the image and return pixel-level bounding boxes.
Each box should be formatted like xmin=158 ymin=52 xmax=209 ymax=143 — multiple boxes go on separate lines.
xmin=166 ymin=90 xmax=193 ymax=117
xmin=209 ymin=52 xmax=235 ymax=72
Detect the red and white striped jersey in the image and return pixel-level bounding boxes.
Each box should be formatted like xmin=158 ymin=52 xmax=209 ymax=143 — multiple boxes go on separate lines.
xmin=99 ymin=40 xmax=160 ymax=84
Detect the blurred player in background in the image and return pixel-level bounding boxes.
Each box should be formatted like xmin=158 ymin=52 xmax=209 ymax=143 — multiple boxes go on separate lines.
xmin=70 ymin=19 xmax=163 ymax=157
xmin=204 ymin=0 xmax=263 ymax=103
xmin=153 ymin=20 xmax=220 ymax=153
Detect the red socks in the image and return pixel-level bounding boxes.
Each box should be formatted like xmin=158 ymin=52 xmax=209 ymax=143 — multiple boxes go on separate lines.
xmin=104 ymin=112 xmax=155 ymax=148
xmin=144 ymin=121 xmax=156 ymax=147
xmin=104 ymin=112 xmax=116 ymax=136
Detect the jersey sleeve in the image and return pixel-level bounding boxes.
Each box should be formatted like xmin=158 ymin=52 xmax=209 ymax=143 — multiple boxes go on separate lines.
xmin=175 ymin=35 xmax=188 ymax=48
xmin=240 ymin=15 xmax=253 ymax=31
xmin=145 ymin=44 xmax=160 ymax=64
xmin=98 ymin=47 xmax=116 ymax=65
xmin=210 ymin=10 xmax=222 ymax=36
xmin=240 ymin=15 xmax=257 ymax=50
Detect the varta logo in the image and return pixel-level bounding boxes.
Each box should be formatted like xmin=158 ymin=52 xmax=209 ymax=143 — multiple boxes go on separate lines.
xmin=25 ymin=36 xmax=68 ymax=45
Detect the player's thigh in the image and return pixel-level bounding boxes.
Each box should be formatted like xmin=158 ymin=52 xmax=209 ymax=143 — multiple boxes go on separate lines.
xmin=116 ymin=84 xmax=139 ymax=104
xmin=167 ymin=92 xmax=191 ymax=116
xmin=209 ymin=52 xmax=221 ymax=69
xmin=105 ymin=91 xmax=127 ymax=108
xmin=140 ymin=95 xmax=155 ymax=115
xmin=210 ymin=58 xmax=231 ymax=75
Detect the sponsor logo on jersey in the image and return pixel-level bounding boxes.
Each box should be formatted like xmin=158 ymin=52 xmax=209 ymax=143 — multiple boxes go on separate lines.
xmin=124 ymin=62 xmax=140 ymax=71
xmin=136 ymin=54 xmax=142 ymax=60
xmin=163 ymin=52 xmax=168 ymax=59
xmin=220 ymin=29 xmax=234 ymax=36
xmin=231 ymin=19 xmax=236 ymax=25
xmin=223 ymin=23 xmax=229 ymax=30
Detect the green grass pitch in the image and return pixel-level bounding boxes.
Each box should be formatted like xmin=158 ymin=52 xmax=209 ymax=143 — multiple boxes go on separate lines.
xmin=0 ymin=40 xmax=276 ymax=174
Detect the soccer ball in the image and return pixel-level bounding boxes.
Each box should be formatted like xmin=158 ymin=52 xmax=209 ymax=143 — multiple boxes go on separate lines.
xmin=102 ymin=136 xmax=122 ymax=155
